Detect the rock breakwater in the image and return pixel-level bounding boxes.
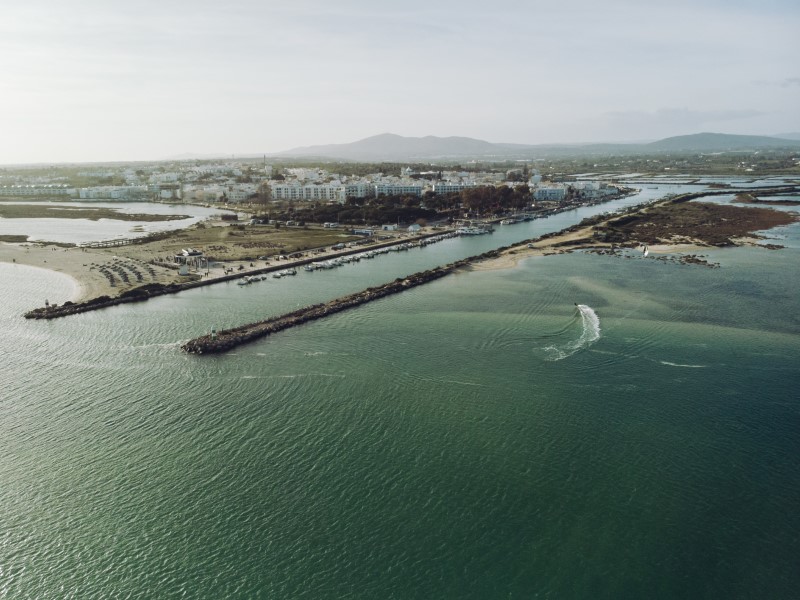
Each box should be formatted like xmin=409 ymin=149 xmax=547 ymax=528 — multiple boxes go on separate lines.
xmin=182 ymin=259 xmax=472 ymax=354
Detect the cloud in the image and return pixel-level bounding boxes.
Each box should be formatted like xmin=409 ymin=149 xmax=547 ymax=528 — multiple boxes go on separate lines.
xmin=780 ymin=77 xmax=800 ymax=88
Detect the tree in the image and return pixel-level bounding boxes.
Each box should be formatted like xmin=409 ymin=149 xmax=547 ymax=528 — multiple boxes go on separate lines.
xmin=256 ymin=181 xmax=272 ymax=215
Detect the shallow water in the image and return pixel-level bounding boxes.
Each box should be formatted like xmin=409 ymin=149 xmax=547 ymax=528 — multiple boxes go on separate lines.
xmin=0 ymin=201 xmax=232 ymax=243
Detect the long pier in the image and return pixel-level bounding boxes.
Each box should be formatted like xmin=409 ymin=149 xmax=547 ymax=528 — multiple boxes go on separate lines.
xmin=182 ymin=259 xmax=474 ymax=354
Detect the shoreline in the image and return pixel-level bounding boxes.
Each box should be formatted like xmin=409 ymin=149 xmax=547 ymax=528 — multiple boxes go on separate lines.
xmin=0 ymin=242 xmax=188 ymax=304
xmin=13 ymin=186 xmax=799 ymax=320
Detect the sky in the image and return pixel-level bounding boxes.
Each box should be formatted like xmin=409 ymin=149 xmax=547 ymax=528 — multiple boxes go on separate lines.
xmin=1 ymin=0 xmax=799 ymax=164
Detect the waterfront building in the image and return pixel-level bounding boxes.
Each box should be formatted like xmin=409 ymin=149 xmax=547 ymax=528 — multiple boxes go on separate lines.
xmin=0 ymin=184 xmax=74 ymax=197
xmin=533 ymin=186 xmax=567 ymax=201
xmin=77 ymin=185 xmax=149 ymax=200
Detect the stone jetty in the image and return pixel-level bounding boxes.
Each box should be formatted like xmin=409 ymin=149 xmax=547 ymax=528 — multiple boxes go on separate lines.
xmin=182 ymin=259 xmax=472 ymax=354
xmin=180 ymin=225 xmax=590 ymax=356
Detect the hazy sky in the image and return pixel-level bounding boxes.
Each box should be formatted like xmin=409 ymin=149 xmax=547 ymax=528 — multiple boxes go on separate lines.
xmin=2 ymin=0 xmax=798 ymax=163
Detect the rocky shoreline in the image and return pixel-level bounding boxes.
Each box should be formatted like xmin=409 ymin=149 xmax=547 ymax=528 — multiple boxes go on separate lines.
xmin=182 ymin=263 xmax=465 ymax=354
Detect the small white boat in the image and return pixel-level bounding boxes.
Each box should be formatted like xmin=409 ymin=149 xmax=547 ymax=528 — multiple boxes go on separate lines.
xmin=457 ymin=226 xmax=490 ymax=235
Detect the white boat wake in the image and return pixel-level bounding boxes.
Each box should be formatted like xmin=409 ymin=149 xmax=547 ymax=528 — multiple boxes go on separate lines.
xmin=543 ymin=304 xmax=601 ymax=361
xmin=658 ymin=361 xmax=707 ymax=368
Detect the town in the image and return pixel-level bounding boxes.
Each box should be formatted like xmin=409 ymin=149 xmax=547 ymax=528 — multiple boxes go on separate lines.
xmin=0 ymin=157 xmax=633 ymax=230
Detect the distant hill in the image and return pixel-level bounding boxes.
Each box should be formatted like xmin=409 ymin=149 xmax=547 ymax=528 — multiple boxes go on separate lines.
xmin=280 ymin=133 xmax=509 ymax=161
xmin=645 ymin=132 xmax=800 ymax=152
xmin=774 ymin=132 xmax=800 ymax=141
xmin=276 ymin=132 xmax=800 ymax=161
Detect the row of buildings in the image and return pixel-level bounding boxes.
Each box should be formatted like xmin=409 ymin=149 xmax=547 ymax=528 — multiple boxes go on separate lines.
xmin=1 ymin=162 xmax=619 ymax=204
xmin=0 ymin=184 xmax=177 ymax=200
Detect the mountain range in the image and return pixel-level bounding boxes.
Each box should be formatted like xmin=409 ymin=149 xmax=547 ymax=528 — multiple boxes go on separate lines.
xmin=278 ymin=132 xmax=800 ymax=161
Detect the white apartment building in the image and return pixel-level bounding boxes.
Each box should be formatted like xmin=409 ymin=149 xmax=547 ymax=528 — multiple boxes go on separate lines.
xmin=270 ymin=182 xmax=346 ymax=202
xmin=533 ymin=186 xmax=567 ymax=201
xmin=77 ymin=186 xmax=149 ymax=200
xmin=572 ymin=181 xmax=616 ymax=199
xmin=270 ymin=182 xmax=303 ymax=201
xmin=270 ymin=179 xmax=422 ymax=202
xmin=431 ymin=182 xmax=479 ymax=194
xmin=301 ymin=184 xmax=340 ymax=201
xmin=0 ymin=185 xmax=73 ymax=196
xmin=342 ymin=182 xmax=370 ymax=200
xmin=374 ymin=183 xmax=423 ymax=197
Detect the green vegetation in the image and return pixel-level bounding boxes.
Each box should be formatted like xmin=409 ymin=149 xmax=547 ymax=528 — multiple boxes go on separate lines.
xmin=594 ymin=201 xmax=797 ymax=246
xmin=130 ymin=223 xmax=361 ymax=261
xmin=253 ymin=185 xmax=535 ymax=225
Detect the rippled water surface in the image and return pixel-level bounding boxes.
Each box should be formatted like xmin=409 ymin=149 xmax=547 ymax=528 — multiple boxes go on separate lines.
xmin=2 ymin=184 xmax=799 ymax=598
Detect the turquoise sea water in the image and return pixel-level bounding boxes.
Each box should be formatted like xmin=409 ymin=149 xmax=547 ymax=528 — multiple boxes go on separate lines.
xmin=1 ymin=187 xmax=799 ymax=598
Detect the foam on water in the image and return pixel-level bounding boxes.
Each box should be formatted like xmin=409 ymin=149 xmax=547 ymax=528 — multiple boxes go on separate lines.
xmin=543 ymin=304 xmax=601 ymax=361
xmin=658 ymin=361 xmax=707 ymax=368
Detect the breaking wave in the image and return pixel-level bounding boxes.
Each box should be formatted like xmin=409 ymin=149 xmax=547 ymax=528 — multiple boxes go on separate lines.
xmin=543 ymin=304 xmax=601 ymax=361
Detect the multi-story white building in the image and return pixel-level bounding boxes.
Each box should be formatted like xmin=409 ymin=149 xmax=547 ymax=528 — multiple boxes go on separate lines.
xmin=431 ymin=182 xmax=478 ymax=194
xmin=301 ymin=184 xmax=340 ymax=201
xmin=77 ymin=186 xmax=149 ymax=200
xmin=270 ymin=182 xmax=303 ymax=201
xmin=0 ymin=185 xmax=73 ymax=196
xmin=533 ymin=186 xmax=567 ymax=201
xmin=571 ymin=181 xmax=616 ymax=199
xmin=374 ymin=183 xmax=423 ymax=197
xmin=342 ymin=182 xmax=370 ymax=200
xmin=270 ymin=182 xmax=347 ymax=202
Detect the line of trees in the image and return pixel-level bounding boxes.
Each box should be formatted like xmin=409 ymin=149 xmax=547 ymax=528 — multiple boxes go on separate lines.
xmin=259 ymin=184 xmax=534 ymax=226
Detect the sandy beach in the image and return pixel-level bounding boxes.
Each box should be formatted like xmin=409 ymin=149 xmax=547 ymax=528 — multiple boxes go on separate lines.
xmin=0 ymin=242 xmax=188 ymax=302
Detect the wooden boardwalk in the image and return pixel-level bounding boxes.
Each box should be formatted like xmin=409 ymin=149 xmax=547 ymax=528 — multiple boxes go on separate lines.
xmin=80 ymin=238 xmax=137 ymax=248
